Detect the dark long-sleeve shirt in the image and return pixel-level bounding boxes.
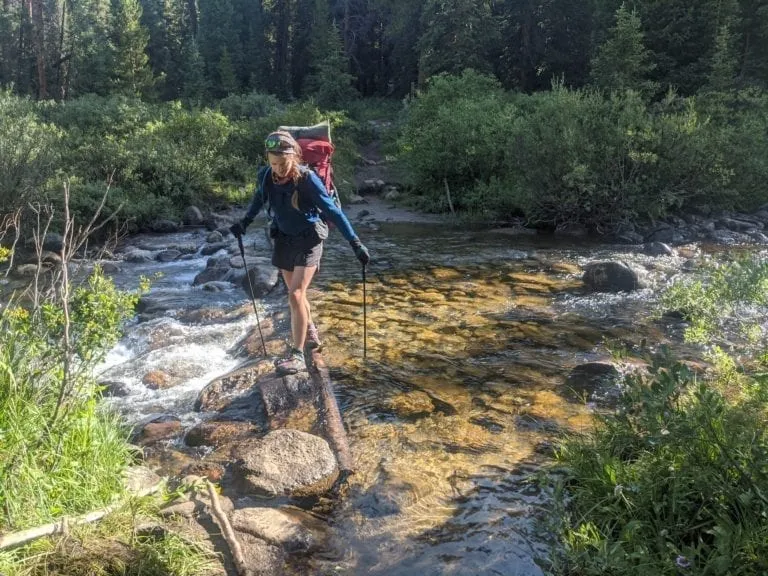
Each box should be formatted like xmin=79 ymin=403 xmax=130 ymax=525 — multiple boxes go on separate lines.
xmin=242 ymin=167 xmax=358 ymax=243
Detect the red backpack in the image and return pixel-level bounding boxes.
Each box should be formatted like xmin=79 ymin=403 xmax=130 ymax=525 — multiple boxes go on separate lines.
xmin=278 ymin=121 xmax=342 ymax=224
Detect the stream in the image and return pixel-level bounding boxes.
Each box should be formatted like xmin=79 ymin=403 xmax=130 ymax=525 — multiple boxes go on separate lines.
xmin=95 ymin=220 xmax=698 ymax=575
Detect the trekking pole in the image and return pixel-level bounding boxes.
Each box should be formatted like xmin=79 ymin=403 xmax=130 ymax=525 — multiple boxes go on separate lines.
xmin=237 ymin=235 xmax=267 ymax=357
xmin=362 ymin=263 xmax=367 ymax=359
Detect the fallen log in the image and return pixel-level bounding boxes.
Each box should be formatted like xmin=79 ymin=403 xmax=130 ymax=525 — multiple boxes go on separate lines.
xmin=308 ymin=348 xmax=353 ymax=475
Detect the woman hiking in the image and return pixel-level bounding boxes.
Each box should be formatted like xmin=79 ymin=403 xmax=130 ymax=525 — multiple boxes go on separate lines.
xmin=229 ymin=130 xmax=370 ymax=375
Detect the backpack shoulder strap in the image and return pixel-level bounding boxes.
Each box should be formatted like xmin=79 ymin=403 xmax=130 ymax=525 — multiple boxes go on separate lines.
xmin=258 ymin=166 xmax=272 ymax=215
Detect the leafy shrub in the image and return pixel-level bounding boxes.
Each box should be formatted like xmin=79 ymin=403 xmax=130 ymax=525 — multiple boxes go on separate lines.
xmin=399 ymin=73 xmax=768 ymax=229
xmin=217 ymin=91 xmax=284 ymax=120
xmin=0 ymin=267 xmax=144 ymax=531
xmin=0 ymin=91 xmax=61 ymax=211
xmin=554 ymin=353 xmax=768 ymax=575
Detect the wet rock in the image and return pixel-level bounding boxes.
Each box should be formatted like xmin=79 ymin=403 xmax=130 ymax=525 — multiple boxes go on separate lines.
xmin=100 ymin=380 xmax=131 ymax=397
xmin=156 ymin=249 xmax=181 ymax=262
xmin=749 ymin=231 xmax=768 ymax=244
xmin=193 ymin=265 xmax=230 ymax=285
xmin=238 ymin=533 xmax=285 ymax=576
xmin=355 ymin=209 xmax=371 ymax=220
xmin=171 ymin=243 xmax=199 ymax=255
xmin=642 ymin=242 xmax=675 ymax=257
xmin=184 ymin=421 xmax=256 ymax=448
xmin=39 ymin=251 xmax=62 ymax=266
xmin=258 ymin=375 xmax=315 ymax=419
xmin=582 ymin=261 xmax=644 ymax=293
xmin=201 ymin=241 xmax=230 ymax=256
xmin=42 ymin=232 xmax=64 ymax=253
xmin=151 ymin=219 xmax=180 ymax=233
xmin=133 ymin=416 xmax=182 ymax=445
xmin=708 ymin=229 xmax=752 ymax=245
xmin=229 ymin=254 xmax=271 ymax=270
xmin=564 ymin=362 xmax=621 ymax=403
xmin=124 ymin=248 xmax=154 ymax=263
xmin=99 ymin=261 xmax=122 ymax=274
xmin=241 ymin=265 xmax=280 ymax=299
xmin=15 ymin=263 xmax=39 ymax=276
xmin=469 ymin=416 xmax=505 ymax=433
xmin=719 ymin=216 xmax=762 ymax=232
xmin=383 ymin=189 xmax=400 ymax=201
xmin=360 ymin=179 xmax=385 ymax=195
xmin=207 ymin=231 xmax=224 ymax=244
xmin=645 ymin=225 xmax=675 ymax=244
xmin=195 ymin=359 xmax=273 ymax=412
xmin=142 ymin=370 xmax=174 ymax=390
xmin=183 ymin=206 xmax=204 ymax=226
xmin=347 ymin=193 xmax=367 ymax=205
xmin=231 ymin=325 xmax=281 ymax=359
xmin=386 ymin=391 xmax=435 ymax=419
xmin=514 ymin=413 xmax=561 ymax=433
xmin=231 ymin=508 xmax=317 ymax=553
xmin=201 ymin=281 xmax=232 ymax=292
xmin=123 ymin=466 xmax=161 ymax=494
xmin=232 ymin=430 xmax=339 ymax=498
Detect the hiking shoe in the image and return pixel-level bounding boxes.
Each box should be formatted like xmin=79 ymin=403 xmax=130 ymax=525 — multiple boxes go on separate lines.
xmin=275 ymin=348 xmax=306 ymax=375
xmin=306 ymin=322 xmax=323 ymax=351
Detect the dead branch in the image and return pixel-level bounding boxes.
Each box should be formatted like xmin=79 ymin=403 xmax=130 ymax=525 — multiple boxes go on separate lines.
xmin=0 ymin=479 xmax=162 ymax=550
xmin=205 ymin=480 xmax=251 ymax=576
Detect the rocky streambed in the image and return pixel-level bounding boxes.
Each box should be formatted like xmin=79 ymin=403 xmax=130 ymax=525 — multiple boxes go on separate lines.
xmin=6 ymin=193 xmax=767 ymax=575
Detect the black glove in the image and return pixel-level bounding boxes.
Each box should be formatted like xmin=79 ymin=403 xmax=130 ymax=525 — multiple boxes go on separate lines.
xmin=229 ymin=221 xmax=246 ymax=238
xmin=350 ymin=239 xmax=370 ymax=266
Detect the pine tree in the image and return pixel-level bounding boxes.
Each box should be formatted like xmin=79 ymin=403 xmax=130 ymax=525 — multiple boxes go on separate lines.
xmin=111 ymin=0 xmax=154 ymax=96
xmin=590 ymin=3 xmax=656 ymax=95
xmin=180 ymin=36 xmax=207 ymax=103
xmin=416 ymin=0 xmax=498 ymax=84
xmin=706 ymin=25 xmax=738 ymax=92
xmin=69 ymin=0 xmax=114 ymax=96
xmin=304 ymin=0 xmax=356 ymax=107
xmin=218 ymin=47 xmax=238 ymax=95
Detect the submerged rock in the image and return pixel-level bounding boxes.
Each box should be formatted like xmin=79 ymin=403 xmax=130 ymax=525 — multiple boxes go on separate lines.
xmin=582 ymin=261 xmax=644 ymax=292
xmin=184 ymin=421 xmax=256 ymax=448
xmin=564 ymin=361 xmax=622 ymax=404
xmin=232 ymin=430 xmax=339 ymax=498
xmin=231 ymin=508 xmax=317 ymax=553
xmin=386 ymin=391 xmax=435 ymax=419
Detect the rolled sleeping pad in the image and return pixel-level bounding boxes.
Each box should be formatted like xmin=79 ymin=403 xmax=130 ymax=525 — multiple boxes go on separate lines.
xmin=278 ymin=120 xmax=331 ymax=143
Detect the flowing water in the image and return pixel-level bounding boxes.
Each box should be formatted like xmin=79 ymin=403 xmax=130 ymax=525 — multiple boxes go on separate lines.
xmin=93 ymin=222 xmax=692 ymax=575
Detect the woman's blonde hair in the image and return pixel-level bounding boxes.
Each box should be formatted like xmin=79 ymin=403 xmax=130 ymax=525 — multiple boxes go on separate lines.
xmin=266 ymin=131 xmax=304 ymax=210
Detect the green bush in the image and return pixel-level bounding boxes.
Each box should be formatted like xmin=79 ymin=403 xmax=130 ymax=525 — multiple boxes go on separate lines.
xmin=217 ymin=91 xmax=284 ymax=120
xmin=0 ymin=91 xmax=61 ymax=211
xmin=0 ymin=267 xmax=143 ymax=532
xmin=554 ymin=353 xmax=768 ymax=575
xmin=399 ymin=73 xmax=768 ymax=229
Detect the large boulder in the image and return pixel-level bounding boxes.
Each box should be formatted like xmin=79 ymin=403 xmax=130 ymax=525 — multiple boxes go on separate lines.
xmin=42 ymin=232 xmax=64 ymax=253
xmin=151 ymin=219 xmax=180 ymax=234
xmin=232 ymin=430 xmax=339 ymax=498
xmin=582 ymin=261 xmax=644 ymax=292
xmin=241 ymin=265 xmax=280 ymax=299
xmin=184 ymin=421 xmax=256 ymax=448
xmin=183 ymin=206 xmax=204 ymax=226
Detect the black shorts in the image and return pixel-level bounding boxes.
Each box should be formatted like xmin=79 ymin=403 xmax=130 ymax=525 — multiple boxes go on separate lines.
xmin=271 ymin=222 xmax=328 ymax=271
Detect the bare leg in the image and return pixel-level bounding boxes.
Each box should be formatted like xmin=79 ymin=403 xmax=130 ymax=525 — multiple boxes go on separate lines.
xmin=280 ymin=269 xmax=314 ymax=338
xmin=282 ymin=265 xmax=317 ymax=351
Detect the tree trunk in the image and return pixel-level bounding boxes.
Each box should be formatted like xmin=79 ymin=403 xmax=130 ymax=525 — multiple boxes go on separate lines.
xmin=31 ymin=0 xmax=47 ymax=98
xmin=274 ymin=0 xmax=290 ymax=97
